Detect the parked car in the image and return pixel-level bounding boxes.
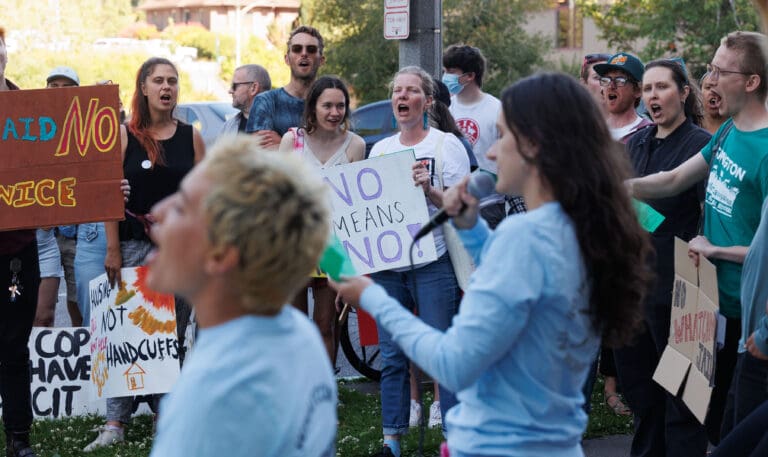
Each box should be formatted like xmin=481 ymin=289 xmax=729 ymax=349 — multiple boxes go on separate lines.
xmin=350 ymin=100 xmax=394 ymax=157
xmin=174 ymin=102 xmax=238 ymax=148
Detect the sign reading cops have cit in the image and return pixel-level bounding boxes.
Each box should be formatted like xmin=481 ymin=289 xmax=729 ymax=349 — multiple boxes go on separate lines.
xmin=0 ymin=85 xmax=124 ymax=230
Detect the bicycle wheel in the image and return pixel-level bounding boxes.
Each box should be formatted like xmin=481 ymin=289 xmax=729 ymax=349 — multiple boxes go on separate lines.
xmin=340 ymin=308 xmax=382 ymax=381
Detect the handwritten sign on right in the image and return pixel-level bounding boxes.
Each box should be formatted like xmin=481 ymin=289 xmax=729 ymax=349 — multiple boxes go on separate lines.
xmin=653 ymin=237 xmax=719 ymax=423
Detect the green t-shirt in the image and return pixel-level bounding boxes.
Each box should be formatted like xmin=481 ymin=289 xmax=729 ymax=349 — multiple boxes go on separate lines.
xmin=700 ymin=120 xmax=768 ymax=318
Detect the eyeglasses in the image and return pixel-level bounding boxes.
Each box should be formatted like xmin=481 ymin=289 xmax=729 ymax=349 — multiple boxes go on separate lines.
xmin=230 ymin=81 xmax=254 ymax=91
xmin=706 ymin=63 xmax=752 ymax=82
xmin=583 ymin=53 xmax=611 ymax=65
xmin=599 ymin=76 xmax=630 ymax=87
xmin=290 ymin=44 xmax=319 ymax=55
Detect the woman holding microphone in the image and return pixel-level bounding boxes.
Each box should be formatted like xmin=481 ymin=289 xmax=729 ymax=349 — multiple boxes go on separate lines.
xmin=332 ymin=72 xmax=653 ymax=457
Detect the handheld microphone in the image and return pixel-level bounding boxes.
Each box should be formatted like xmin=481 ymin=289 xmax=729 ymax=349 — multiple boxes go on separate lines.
xmin=413 ymin=170 xmax=497 ymax=242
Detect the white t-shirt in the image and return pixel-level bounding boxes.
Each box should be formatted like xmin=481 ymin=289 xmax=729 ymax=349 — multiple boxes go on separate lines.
xmin=610 ymin=115 xmax=645 ymax=141
xmin=369 ymin=128 xmax=470 ymax=259
xmin=450 ymin=93 xmax=502 ymax=173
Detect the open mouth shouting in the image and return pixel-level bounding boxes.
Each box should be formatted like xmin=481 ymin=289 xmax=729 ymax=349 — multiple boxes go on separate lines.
xmin=649 ymin=103 xmax=662 ymax=119
xmin=707 ymin=92 xmax=722 ymax=112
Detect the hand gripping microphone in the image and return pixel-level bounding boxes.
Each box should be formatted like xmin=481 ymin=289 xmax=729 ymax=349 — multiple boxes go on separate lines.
xmin=413 ymin=170 xmax=497 ymax=242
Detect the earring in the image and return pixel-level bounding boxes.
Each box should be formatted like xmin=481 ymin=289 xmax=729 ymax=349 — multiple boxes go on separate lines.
xmin=423 ymin=112 xmax=428 ymax=130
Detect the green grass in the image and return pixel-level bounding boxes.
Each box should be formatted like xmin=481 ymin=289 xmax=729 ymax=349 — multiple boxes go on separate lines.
xmin=0 ymin=377 xmax=631 ymax=457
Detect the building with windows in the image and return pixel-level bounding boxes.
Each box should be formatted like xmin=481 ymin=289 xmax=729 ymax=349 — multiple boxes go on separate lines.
xmin=525 ymin=0 xmax=621 ymax=65
xmin=138 ymin=0 xmax=300 ymax=43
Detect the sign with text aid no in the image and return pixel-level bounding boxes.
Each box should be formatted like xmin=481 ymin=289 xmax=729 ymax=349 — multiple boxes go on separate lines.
xmin=0 ymin=85 xmax=124 ymax=230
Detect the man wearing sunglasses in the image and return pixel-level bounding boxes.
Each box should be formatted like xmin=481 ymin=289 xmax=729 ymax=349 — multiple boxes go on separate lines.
xmin=246 ymin=25 xmax=325 ymax=150
xmin=220 ymin=64 xmax=271 ymax=136
xmin=594 ymin=52 xmax=652 ymax=144
xmin=628 ymin=31 xmax=768 ymax=445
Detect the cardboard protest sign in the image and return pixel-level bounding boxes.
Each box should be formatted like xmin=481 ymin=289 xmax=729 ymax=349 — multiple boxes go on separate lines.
xmin=0 ymin=85 xmax=124 ymax=230
xmin=89 ymin=266 xmax=180 ymax=400
xmin=653 ymin=237 xmax=719 ymax=423
xmin=319 ymin=151 xmax=437 ymax=274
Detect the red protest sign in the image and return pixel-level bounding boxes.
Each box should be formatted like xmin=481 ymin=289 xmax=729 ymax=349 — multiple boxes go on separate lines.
xmin=0 ymin=85 xmax=124 ymax=230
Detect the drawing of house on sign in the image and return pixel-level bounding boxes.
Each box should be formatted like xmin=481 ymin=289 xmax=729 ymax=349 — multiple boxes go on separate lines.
xmin=124 ymin=363 xmax=146 ymax=391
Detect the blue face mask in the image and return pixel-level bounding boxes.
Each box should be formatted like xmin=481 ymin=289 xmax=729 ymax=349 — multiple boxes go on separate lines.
xmin=442 ymin=73 xmax=466 ymax=95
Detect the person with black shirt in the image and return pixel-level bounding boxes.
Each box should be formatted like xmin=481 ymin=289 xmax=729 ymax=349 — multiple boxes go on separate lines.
xmin=617 ymin=59 xmax=711 ymax=457
xmin=84 ymin=57 xmax=205 ymax=452
xmin=0 ymin=25 xmax=41 ymax=457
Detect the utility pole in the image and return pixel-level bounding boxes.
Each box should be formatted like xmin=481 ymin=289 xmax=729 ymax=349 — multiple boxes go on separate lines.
xmin=398 ymin=0 xmax=442 ymax=78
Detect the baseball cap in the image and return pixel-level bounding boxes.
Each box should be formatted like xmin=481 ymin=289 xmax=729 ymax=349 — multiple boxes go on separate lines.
xmin=593 ymin=53 xmax=644 ymax=82
xmin=46 ymin=66 xmax=80 ymax=86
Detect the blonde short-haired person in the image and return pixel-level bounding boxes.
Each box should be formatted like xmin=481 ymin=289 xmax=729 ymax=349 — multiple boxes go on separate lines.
xmin=147 ymin=136 xmax=338 ymax=457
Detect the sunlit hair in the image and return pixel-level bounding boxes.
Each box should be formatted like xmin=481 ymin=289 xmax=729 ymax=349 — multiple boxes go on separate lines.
xmin=500 ymin=72 xmax=653 ymax=347
xmin=202 ymin=135 xmax=330 ymax=314
xmin=721 ymin=31 xmax=768 ymax=100
xmin=287 ymin=25 xmax=325 ymax=55
xmin=442 ymin=44 xmax=487 ymax=87
xmin=127 ymin=57 xmax=178 ymax=167
xmin=303 ymin=75 xmax=351 ymax=134
xmin=644 ymin=59 xmax=704 ymax=126
xmin=237 ymin=64 xmax=271 ymax=93
xmin=389 ymin=66 xmax=435 ymax=131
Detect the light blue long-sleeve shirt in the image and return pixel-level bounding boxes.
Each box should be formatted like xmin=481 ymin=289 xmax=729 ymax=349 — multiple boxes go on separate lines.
xmin=740 ymin=197 xmax=768 ymax=355
xmin=360 ymin=202 xmax=598 ymax=457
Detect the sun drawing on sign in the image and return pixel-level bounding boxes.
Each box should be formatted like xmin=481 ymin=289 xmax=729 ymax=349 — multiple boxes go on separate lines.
xmin=127 ymin=265 xmax=176 ymax=336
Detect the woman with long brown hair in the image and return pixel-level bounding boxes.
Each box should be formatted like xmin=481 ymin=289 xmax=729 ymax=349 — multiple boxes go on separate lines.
xmin=84 ymin=56 xmax=204 ymax=452
xmin=333 ymin=72 xmax=652 ymax=457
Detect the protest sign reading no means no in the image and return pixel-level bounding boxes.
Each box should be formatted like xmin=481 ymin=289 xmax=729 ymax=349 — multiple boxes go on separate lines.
xmin=319 ymin=151 xmax=438 ymax=275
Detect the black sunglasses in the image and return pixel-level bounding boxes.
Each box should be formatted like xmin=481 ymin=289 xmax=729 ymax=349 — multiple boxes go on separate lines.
xmin=290 ymin=44 xmax=319 ymax=55
xmin=230 ymin=81 xmax=254 ymax=91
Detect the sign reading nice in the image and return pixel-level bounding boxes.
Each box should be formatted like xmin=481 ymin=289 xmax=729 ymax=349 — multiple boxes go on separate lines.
xmin=0 ymin=85 xmax=124 ymax=230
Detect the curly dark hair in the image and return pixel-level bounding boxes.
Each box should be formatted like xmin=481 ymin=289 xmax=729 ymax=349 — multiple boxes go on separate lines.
xmin=501 ymin=72 xmax=654 ymax=347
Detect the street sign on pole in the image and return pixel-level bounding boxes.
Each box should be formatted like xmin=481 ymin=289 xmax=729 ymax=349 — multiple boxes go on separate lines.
xmin=384 ymin=0 xmax=409 ymax=40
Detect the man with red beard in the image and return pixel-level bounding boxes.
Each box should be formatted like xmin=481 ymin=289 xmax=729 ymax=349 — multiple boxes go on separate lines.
xmin=246 ymin=25 xmax=325 ymax=150
xmin=594 ymin=53 xmax=652 ymax=143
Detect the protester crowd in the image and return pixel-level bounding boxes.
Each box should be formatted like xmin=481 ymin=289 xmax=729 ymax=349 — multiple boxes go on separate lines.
xmin=2 ymin=17 xmax=768 ymax=457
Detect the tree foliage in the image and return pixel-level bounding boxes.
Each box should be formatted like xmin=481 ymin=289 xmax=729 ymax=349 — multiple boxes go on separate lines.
xmin=578 ymin=0 xmax=760 ymax=78
xmin=306 ymin=0 xmax=549 ymax=105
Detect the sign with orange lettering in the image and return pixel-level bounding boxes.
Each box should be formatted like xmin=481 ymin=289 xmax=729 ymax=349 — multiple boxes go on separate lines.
xmin=0 ymin=85 xmax=124 ymax=230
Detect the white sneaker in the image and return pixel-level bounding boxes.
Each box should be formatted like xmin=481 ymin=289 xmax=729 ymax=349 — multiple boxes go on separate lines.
xmin=83 ymin=426 xmax=124 ymax=452
xmin=428 ymin=401 xmax=442 ymax=428
xmin=409 ymin=399 xmax=422 ymax=427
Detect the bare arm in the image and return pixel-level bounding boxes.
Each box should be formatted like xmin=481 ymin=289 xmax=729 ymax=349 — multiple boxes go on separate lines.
xmin=192 ymin=128 xmax=206 ymax=164
xmin=278 ymin=130 xmax=295 ymax=154
xmin=346 ymin=134 xmax=366 ymax=163
xmin=688 ymin=235 xmax=749 ymax=264
xmin=254 ymin=130 xmax=281 ymax=150
xmin=628 ymin=153 xmax=709 ymax=199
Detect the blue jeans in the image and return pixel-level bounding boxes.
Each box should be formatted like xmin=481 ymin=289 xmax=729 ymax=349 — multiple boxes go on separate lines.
xmin=74 ymin=223 xmax=107 ymax=324
xmin=371 ymin=253 xmax=460 ymax=436
xmin=711 ymin=400 xmax=768 ymax=457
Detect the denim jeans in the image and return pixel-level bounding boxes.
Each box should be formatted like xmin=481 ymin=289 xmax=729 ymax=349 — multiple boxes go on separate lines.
xmin=0 ymin=241 xmax=40 ymax=432
xmin=74 ymin=223 xmax=107 ymax=324
xmin=711 ymin=400 xmax=768 ymax=457
xmin=371 ymin=253 xmax=461 ymax=436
